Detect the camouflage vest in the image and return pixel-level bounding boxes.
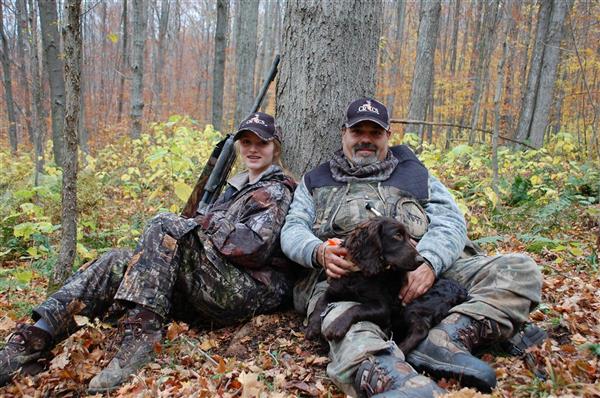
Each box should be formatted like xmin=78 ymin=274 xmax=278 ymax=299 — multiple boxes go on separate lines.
xmin=305 ymin=145 xmax=430 ymax=240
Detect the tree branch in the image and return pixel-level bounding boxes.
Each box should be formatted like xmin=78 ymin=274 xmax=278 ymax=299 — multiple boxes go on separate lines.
xmin=390 ymin=118 xmax=537 ymax=149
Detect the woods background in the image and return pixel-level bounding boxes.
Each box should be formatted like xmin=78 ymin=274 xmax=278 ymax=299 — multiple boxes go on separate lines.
xmin=0 ymin=1 xmax=599 ymax=397
xmin=0 ymin=0 xmax=598 ymax=160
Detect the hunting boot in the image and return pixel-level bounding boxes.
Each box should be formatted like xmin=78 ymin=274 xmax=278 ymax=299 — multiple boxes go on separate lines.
xmin=407 ymin=313 xmax=502 ymax=392
xmin=0 ymin=324 xmax=52 ymax=386
xmin=354 ymin=348 xmax=445 ymax=398
xmin=88 ymin=307 xmax=163 ymax=393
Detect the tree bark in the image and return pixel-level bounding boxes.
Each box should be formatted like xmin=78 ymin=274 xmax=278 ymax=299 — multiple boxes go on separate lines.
xmin=492 ymin=7 xmax=509 ymax=194
xmin=0 ymin=1 xmax=18 ymax=152
xmin=469 ymin=0 xmax=500 ymax=144
xmin=117 ymin=0 xmax=129 ymax=123
xmin=234 ymin=0 xmax=259 ymax=126
xmin=385 ymin=0 xmax=406 ymax=116
xmin=211 ymin=0 xmax=229 ymax=132
xmin=16 ymin=0 xmax=33 ymax=145
xmin=38 ymin=0 xmax=66 ymax=166
xmin=528 ymin=0 xmax=572 ymax=148
xmin=52 ymin=0 xmax=82 ymax=291
xmin=515 ymin=0 xmax=551 ymax=145
xmin=152 ymin=0 xmax=169 ymax=120
xmin=448 ymin=0 xmax=460 ymax=75
xmin=130 ymin=0 xmax=148 ymax=138
xmin=277 ymin=0 xmax=382 ymax=176
xmin=406 ymin=0 xmax=441 ymax=135
xmin=28 ymin=0 xmax=47 ymax=185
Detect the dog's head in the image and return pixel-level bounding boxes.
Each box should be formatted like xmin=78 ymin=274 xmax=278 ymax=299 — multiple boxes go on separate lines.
xmin=344 ymin=217 xmax=424 ymax=277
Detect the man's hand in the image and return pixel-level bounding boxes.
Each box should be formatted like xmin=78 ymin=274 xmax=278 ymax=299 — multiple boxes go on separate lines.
xmin=316 ymin=239 xmax=358 ymax=278
xmin=399 ymin=262 xmax=435 ymax=304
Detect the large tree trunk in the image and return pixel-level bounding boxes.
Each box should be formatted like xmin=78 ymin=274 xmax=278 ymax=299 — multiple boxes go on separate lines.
xmin=117 ymin=0 xmax=129 ymax=123
xmin=385 ymin=0 xmax=406 ymax=117
xmin=38 ymin=0 xmax=66 ymax=167
xmin=152 ymin=0 xmax=169 ymax=120
xmin=52 ymin=0 xmax=82 ymax=291
xmin=277 ymin=0 xmax=382 ymax=176
xmin=514 ymin=0 xmax=551 ymax=145
xmin=130 ymin=0 xmax=148 ymax=138
xmin=0 ymin=1 xmax=18 ymax=152
xmin=528 ymin=0 xmax=572 ymax=148
xmin=406 ymin=0 xmax=441 ymax=135
xmin=211 ymin=0 xmax=229 ymax=132
xmin=234 ymin=0 xmax=259 ymax=126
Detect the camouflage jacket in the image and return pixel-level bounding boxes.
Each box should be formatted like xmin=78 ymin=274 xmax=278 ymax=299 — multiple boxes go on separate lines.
xmin=201 ymin=165 xmax=297 ymax=284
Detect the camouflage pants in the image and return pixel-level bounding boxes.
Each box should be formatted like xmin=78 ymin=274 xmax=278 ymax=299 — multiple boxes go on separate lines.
xmin=33 ymin=213 xmax=291 ymax=338
xmin=301 ymin=253 xmax=542 ymax=396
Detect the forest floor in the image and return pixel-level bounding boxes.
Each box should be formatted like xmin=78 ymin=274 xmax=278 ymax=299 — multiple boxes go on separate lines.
xmin=0 ymin=128 xmax=598 ymax=396
xmin=0 ymin=225 xmax=598 ymax=398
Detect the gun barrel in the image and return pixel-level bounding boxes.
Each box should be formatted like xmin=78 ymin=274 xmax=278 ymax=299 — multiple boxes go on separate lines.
xmin=250 ymin=55 xmax=280 ymax=113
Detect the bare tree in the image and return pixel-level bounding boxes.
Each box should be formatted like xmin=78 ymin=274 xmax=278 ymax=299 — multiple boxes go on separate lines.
xmin=0 ymin=0 xmax=18 ymax=152
xmin=234 ymin=0 xmax=259 ymax=126
xmin=448 ymin=0 xmax=460 ymax=75
xmin=211 ymin=0 xmax=229 ymax=132
xmin=27 ymin=0 xmax=47 ymax=185
xmin=386 ymin=0 xmax=406 ymax=116
xmin=38 ymin=0 xmax=66 ymax=166
xmin=492 ymin=6 xmax=510 ymax=194
xmin=15 ymin=0 xmax=33 ymax=144
xmin=152 ymin=0 xmax=170 ymax=120
xmin=117 ymin=0 xmax=129 ymax=123
xmin=468 ymin=0 xmax=500 ymax=144
xmin=130 ymin=0 xmax=148 ymax=138
xmin=515 ymin=0 xmax=572 ymax=148
xmin=528 ymin=0 xmax=572 ymax=147
xmin=515 ymin=0 xmax=551 ymax=145
xmin=52 ymin=0 xmax=82 ymax=290
xmin=406 ymin=0 xmax=441 ymax=137
xmin=277 ymin=0 xmax=383 ymax=176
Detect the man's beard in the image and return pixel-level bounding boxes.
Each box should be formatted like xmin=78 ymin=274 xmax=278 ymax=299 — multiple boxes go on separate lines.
xmin=351 ymin=144 xmax=379 ymax=166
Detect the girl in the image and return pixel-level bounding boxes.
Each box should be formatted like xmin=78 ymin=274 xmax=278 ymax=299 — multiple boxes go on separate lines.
xmin=0 ymin=112 xmax=297 ymax=393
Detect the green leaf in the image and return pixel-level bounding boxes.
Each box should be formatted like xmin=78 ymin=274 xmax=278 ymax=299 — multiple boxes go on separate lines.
xmin=14 ymin=222 xmax=35 ymax=240
xmin=173 ymin=181 xmax=192 ymax=203
xmin=13 ymin=269 xmax=33 ymax=284
xmin=473 ymin=235 xmax=505 ymax=245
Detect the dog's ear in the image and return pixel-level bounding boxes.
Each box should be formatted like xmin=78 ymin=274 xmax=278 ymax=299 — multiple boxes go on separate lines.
xmin=346 ymin=219 xmax=386 ymax=276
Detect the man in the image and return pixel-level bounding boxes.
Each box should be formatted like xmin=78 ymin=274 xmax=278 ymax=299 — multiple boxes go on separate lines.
xmin=281 ymin=98 xmax=542 ymax=397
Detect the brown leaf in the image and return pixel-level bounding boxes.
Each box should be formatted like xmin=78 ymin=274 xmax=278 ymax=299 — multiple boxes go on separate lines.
xmin=50 ymin=351 xmax=70 ymax=370
xmin=238 ymin=371 xmax=264 ymax=398
xmin=215 ymin=356 xmax=226 ymax=374
xmin=166 ymin=321 xmax=188 ymax=341
xmin=0 ymin=316 xmax=16 ymax=332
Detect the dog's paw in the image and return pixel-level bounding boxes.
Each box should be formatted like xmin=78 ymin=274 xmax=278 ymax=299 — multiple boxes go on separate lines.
xmin=305 ymin=323 xmax=321 ymax=340
xmin=323 ymin=319 xmax=351 ymax=341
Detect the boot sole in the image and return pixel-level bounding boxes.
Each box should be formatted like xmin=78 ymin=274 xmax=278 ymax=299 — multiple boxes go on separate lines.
xmin=407 ymin=351 xmax=495 ymax=393
xmin=88 ymin=384 xmax=123 ymax=394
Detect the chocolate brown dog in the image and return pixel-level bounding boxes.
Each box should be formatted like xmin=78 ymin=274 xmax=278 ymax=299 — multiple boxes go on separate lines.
xmin=305 ymin=216 xmax=468 ymax=354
